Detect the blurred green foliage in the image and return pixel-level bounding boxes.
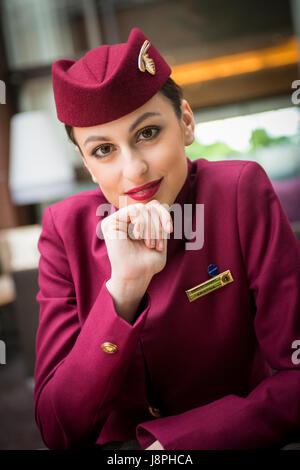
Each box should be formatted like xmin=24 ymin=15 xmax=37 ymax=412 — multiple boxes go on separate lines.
xmin=249 ymin=128 xmax=290 ymax=151
xmin=185 ymin=128 xmax=296 ymax=161
xmin=185 ymin=140 xmax=240 ymax=161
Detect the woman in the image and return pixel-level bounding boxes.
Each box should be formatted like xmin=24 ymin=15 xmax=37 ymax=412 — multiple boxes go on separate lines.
xmin=34 ymin=28 xmax=300 ymax=450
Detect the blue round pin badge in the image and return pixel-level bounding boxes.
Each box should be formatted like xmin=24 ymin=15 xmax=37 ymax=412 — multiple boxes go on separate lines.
xmin=208 ymin=264 xmax=219 ymax=277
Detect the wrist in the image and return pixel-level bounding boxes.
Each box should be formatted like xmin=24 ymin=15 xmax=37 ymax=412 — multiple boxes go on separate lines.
xmin=106 ymin=277 xmax=150 ymax=323
xmin=108 ymin=274 xmax=151 ymax=298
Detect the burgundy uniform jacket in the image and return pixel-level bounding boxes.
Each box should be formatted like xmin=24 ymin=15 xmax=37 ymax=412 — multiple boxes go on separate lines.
xmin=34 ymin=157 xmax=300 ymax=449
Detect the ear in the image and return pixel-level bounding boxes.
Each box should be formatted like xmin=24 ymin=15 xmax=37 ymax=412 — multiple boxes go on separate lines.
xmin=180 ymin=99 xmax=194 ymax=146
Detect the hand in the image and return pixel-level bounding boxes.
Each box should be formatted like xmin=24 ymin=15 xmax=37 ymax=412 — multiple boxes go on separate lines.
xmin=101 ymin=199 xmax=173 ymax=284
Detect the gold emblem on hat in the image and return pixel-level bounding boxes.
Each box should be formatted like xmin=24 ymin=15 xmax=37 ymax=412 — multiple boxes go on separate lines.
xmin=138 ymin=40 xmax=156 ymax=75
xmin=185 ymin=270 xmax=234 ymax=302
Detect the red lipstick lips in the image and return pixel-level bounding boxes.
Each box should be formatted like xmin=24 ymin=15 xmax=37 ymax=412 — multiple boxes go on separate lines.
xmin=125 ymin=177 xmax=163 ymax=201
xmin=125 ymin=177 xmax=163 ymax=195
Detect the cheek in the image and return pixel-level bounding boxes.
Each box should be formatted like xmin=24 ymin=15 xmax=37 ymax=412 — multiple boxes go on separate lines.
xmin=152 ymin=133 xmax=185 ymax=169
xmin=93 ymin=165 xmax=118 ymax=192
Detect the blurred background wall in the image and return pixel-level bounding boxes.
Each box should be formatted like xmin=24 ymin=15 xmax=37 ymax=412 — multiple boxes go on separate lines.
xmin=0 ymin=0 xmax=299 ymax=449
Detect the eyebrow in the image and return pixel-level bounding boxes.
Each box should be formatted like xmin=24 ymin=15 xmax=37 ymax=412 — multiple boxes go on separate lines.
xmin=83 ymin=111 xmax=161 ymax=148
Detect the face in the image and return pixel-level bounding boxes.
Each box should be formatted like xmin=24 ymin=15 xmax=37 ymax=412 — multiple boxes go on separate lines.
xmin=73 ymin=92 xmax=194 ymax=208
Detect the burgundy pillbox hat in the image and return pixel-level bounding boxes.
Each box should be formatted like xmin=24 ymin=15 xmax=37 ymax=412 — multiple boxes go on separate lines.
xmin=52 ymin=28 xmax=171 ymax=127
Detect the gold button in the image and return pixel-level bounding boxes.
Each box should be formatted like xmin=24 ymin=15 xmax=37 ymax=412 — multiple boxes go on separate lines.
xmin=101 ymin=342 xmax=118 ymax=354
xmin=148 ymin=406 xmax=162 ymax=418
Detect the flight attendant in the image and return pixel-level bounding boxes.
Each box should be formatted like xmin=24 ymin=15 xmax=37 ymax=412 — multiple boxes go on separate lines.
xmin=34 ymin=28 xmax=300 ymax=450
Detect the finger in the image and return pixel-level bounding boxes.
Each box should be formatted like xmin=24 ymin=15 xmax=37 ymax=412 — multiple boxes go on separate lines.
xmin=138 ymin=207 xmax=155 ymax=248
xmin=132 ymin=210 xmax=146 ymax=244
xmin=148 ymin=204 xmax=163 ymax=249
xmin=148 ymin=205 xmax=161 ymax=249
xmin=147 ymin=200 xmax=173 ymax=236
xmin=115 ymin=203 xmax=144 ymax=239
xmin=127 ymin=210 xmax=143 ymax=240
xmin=133 ymin=220 xmax=141 ymax=239
xmin=143 ymin=208 xmax=153 ymax=248
xmin=114 ymin=203 xmax=144 ymax=225
xmin=148 ymin=204 xmax=162 ymax=238
xmin=127 ymin=219 xmax=139 ymax=240
xmin=132 ymin=211 xmax=147 ymax=243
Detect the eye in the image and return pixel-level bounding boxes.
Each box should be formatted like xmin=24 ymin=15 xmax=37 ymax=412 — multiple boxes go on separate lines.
xmin=137 ymin=126 xmax=160 ymax=142
xmin=91 ymin=143 xmax=114 ymax=159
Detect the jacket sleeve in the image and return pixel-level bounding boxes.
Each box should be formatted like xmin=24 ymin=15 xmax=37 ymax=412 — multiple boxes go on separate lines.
xmin=34 ymin=206 xmax=151 ymax=449
xmin=136 ymin=161 xmax=300 ymax=450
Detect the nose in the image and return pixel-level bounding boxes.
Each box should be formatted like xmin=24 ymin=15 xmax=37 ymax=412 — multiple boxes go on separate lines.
xmin=121 ymin=147 xmax=149 ymax=181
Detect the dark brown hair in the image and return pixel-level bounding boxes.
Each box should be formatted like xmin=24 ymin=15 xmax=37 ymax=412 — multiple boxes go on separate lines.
xmin=64 ymin=77 xmax=183 ymax=152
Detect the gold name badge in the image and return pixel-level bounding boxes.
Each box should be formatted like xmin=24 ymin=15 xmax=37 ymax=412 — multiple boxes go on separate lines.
xmin=185 ymin=270 xmax=234 ymax=302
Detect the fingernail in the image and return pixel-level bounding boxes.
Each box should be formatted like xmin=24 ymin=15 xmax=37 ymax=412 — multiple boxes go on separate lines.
xmin=151 ymin=239 xmax=155 ymax=248
xmin=158 ymin=239 xmax=164 ymax=250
